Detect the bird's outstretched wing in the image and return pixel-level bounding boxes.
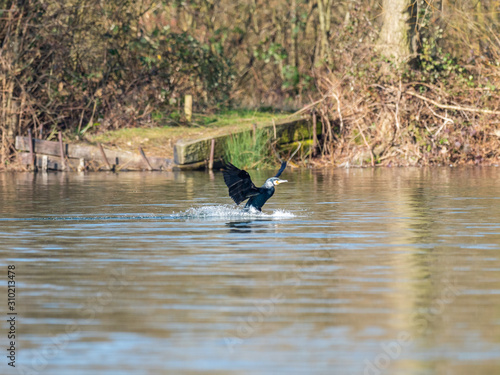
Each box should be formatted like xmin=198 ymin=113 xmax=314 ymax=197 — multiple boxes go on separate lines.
xmin=274 ymin=161 xmax=287 ymax=178
xmin=222 ymin=162 xmax=261 ymax=205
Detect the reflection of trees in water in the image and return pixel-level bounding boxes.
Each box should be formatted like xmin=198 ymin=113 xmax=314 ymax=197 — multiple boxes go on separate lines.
xmin=2 ymin=168 xmax=500 ymax=374
xmin=0 ymin=171 xmax=192 ymax=216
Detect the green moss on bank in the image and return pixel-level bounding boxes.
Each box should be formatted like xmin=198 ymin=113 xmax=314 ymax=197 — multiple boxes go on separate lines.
xmin=83 ymin=110 xmax=293 ymax=160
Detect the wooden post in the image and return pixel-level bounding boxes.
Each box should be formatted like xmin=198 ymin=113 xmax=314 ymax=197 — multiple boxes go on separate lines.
xmin=98 ymin=143 xmax=112 ymax=170
xmin=28 ymin=129 xmax=35 ymax=170
xmin=272 ymin=119 xmax=277 ymax=139
xmin=252 ymin=123 xmax=257 ymax=144
xmin=184 ymin=94 xmax=193 ymax=122
xmin=208 ymin=138 xmax=215 ymax=170
xmin=42 ymin=155 xmax=48 ymax=171
xmin=139 ymin=147 xmax=153 ymax=171
xmin=312 ymin=111 xmax=318 ymax=157
xmin=78 ymin=158 xmax=86 ymax=172
xmin=58 ymin=132 xmax=66 ymax=170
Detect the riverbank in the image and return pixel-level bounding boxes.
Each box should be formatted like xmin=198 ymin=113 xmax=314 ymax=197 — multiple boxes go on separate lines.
xmin=5 ymin=111 xmax=301 ymax=172
xmin=4 ymin=108 xmax=500 ymax=172
xmin=83 ymin=111 xmax=295 ymax=162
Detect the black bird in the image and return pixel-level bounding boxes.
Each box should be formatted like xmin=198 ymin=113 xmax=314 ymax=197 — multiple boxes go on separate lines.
xmin=222 ymin=161 xmax=288 ymax=212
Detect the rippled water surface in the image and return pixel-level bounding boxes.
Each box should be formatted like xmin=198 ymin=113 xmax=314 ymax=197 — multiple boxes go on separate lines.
xmin=1 ymin=167 xmax=500 ymax=375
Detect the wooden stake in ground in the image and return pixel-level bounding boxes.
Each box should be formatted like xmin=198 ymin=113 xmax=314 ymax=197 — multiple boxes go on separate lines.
xmin=208 ymin=139 xmax=215 ymax=170
xmin=98 ymin=143 xmax=112 ymax=171
xmin=42 ymin=155 xmax=48 ymax=171
xmin=139 ymin=147 xmax=153 ymax=171
xmin=58 ymin=132 xmax=66 ymax=171
xmin=78 ymin=158 xmax=86 ymax=172
xmin=184 ymin=95 xmax=193 ymax=122
xmin=28 ymin=129 xmax=35 ymax=170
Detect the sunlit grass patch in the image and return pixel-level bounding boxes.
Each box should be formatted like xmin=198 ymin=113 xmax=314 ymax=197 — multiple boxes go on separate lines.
xmin=81 ymin=110 xmax=292 ymax=160
xmin=224 ymin=127 xmax=274 ymax=169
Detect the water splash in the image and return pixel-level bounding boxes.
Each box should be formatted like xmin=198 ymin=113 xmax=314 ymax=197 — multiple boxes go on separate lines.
xmin=0 ymin=206 xmax=296 ymax=222
xmin=176 ymin=205 xmax=296 ymax=219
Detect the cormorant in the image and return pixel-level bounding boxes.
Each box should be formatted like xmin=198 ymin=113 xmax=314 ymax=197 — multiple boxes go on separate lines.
xmin=222 ymin=161 xmax=288 ymax=212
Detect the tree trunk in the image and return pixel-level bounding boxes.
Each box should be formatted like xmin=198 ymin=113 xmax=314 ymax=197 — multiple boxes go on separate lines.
xmin=378 ymin=0 xmax=413 ymax=63
xmin=291 ymin=0 xmax=299 ymax=71
xmin=317 ymin=0 xmax=332 ymax=62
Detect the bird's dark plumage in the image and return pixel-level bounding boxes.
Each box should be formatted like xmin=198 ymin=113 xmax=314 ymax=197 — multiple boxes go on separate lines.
xmin=222 ymin=162 xmax=260 ymax=205
xmin=222 ymin=161 xmax=288 ymax=211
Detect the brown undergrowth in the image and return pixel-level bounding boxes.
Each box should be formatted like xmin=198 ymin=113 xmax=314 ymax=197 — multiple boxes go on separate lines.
xmin=305 ymin=2 xmax=500 ymax=168
xmin=2 ymin=1 xmax=500 ymax=171
xmin=307 ymin=74 xmax=500 ymax=167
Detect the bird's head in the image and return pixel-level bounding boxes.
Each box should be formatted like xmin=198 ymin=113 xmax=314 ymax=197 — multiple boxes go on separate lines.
xmin=265 ymin=177 xmax=288 ymax=188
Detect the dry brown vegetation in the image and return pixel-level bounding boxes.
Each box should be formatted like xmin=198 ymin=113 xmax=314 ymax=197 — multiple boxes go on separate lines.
xmin=310 ymin=1 xmax=500 ymax=166
xmin=1 ymin=0 xmax=499 ymax=169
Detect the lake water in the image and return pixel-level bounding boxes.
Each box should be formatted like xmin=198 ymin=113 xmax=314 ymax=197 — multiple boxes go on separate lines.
xmin=1 ymin=167 xmax=500 ymax=375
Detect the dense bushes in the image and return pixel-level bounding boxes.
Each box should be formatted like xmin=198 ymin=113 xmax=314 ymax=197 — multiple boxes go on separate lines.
xmin=1 ymin=0 xmax=499 ymax=167
xmin=0 ymin=0 xmax=233 ymax=163
xmin=311 ymin=1 xmax=500 ymax=166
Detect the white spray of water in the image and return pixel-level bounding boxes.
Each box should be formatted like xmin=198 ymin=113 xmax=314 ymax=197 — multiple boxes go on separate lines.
xmin=176 ymin=205 xmax=296 ymax=219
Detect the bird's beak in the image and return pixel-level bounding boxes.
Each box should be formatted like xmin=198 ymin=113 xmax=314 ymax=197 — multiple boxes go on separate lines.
xmin=276 ymin=179 xmax=288 ymax=185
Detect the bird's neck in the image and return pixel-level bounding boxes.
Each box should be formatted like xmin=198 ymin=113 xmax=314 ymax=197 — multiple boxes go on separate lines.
xmin=262 ymin=179 xmax=274 ymax=189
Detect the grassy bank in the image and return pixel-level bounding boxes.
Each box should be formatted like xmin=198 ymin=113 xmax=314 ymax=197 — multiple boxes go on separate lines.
xmin=79 ymin=110 xmax=293 ymax=161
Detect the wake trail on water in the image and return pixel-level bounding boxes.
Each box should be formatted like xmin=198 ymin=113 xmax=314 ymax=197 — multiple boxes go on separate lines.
xmin=0 ymin=214 xmax=173 ymax=222
xmin=175 ymin=204 xmax=296 ymax=219
xmin=0 ymin=205 xmax=296 ymax=222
